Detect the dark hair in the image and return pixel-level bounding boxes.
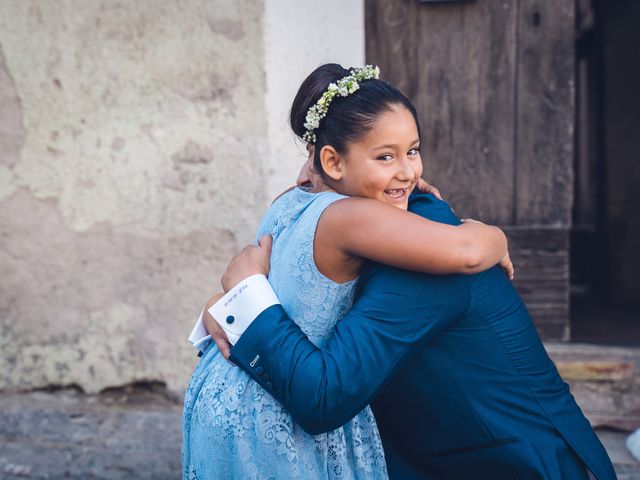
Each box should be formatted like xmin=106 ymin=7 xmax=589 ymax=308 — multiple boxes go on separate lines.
xmin=289 ymin=63 xmax=421 ymax=178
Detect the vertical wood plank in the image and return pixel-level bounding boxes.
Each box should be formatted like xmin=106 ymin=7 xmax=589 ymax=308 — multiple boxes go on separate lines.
xmin=365 ymin=0 xmax=419 ymax=99
xmin=515 ymin=0 xmax=575 ymax=225
xmin=513 ymin=0 xmax=573 ymax=339
xmin=413 ymin=1 xmax=517 ymax=224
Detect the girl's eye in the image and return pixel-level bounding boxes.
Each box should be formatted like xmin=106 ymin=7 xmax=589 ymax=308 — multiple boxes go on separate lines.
xmin=377 ymin=154 xmax=393 ymax=161
xmin=408 ymin=148 xmax=420 ymax=156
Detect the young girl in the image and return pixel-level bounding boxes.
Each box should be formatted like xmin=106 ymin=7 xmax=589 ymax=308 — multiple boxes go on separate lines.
xmin=182 ymin=63 xmax=510 ymax=479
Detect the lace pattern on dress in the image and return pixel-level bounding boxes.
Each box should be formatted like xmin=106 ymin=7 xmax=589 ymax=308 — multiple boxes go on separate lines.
xmin=182 ymin=188 xmax=388 ymax=479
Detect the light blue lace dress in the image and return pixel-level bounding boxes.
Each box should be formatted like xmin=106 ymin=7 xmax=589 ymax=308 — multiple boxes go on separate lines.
xmin=182 ymin=187 xmax=388 ymax=479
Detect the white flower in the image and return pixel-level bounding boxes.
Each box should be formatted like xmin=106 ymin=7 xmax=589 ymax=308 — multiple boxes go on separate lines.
xmin=301 ymin=65 xmax=380 ymax=143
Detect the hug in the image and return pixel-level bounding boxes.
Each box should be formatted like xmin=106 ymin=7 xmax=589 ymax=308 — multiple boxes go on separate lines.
xmin=183 ymin=63 xmax=616 ymax=480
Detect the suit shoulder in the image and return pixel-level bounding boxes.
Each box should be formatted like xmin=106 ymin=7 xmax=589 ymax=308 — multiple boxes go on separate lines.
xmin=408 ymin=194 xmax=460 ymax=225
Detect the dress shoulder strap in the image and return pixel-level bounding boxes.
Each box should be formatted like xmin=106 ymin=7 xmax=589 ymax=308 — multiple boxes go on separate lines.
xmin=255 ymin=188 xmax=348 ymax=243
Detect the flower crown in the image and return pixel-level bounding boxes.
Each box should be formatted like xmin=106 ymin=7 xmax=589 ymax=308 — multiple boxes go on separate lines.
xmin=302 ymin=65 xmax=381 ymax=143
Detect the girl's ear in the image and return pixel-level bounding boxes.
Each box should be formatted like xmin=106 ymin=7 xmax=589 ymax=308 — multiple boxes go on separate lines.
xmin=319 ymin=145 xmax=344 ymax=181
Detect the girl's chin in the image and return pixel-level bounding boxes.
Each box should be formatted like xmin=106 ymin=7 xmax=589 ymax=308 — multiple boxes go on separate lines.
xmin=391 ymin=201 xmax=409 ymax=210
xmin=380 ymin=197 xmax=409 ymax=210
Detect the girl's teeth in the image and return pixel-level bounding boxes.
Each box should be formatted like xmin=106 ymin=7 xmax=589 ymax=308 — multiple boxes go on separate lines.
xmin=386 ymin=188 xmax=405 ymax=197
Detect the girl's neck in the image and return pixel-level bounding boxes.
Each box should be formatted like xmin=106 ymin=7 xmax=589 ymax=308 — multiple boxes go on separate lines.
xmin=308 ymin=183 xmax=336 ymax=194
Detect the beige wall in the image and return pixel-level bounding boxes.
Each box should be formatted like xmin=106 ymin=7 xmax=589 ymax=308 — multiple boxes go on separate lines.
xmin=0 ymin=0 xmax=364 ymax=393
xmin=263 ymin=0 xmax=365 ymax=199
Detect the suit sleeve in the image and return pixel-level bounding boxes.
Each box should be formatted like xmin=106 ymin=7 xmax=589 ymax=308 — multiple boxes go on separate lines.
xmin=229 ymin=264 xmax=471 ymax=435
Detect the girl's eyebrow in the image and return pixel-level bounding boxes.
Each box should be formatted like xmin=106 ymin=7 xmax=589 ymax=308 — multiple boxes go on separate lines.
xmin=371 ymin=139 xmax=421 ymax=151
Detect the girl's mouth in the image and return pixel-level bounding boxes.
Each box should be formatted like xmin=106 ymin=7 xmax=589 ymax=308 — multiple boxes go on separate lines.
xmin=384 ymin=188 xmax=408 ymax=201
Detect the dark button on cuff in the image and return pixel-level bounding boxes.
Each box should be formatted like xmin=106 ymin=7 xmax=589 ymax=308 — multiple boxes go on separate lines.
xmin=265 ymin=381 xmax=273 ymax=390
xmin=261 ymin=373 xmax=270 ymax=382
xmin=255 ymin=366 xmax=264 ymax=375
xmin=226 ymin=315 xmax=235 ymax=324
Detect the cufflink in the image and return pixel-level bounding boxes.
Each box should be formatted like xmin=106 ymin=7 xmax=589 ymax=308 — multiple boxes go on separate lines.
xmin=226 ymin=315 xmax=235 ymax=324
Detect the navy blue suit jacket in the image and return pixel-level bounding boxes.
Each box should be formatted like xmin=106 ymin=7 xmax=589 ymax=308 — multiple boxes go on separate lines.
xmin=230 ymin=192 xmax=615 ymax=479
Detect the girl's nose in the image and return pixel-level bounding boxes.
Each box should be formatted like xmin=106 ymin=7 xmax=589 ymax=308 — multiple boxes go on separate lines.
xmin=396 ymin=156 xmax=414 ymax=180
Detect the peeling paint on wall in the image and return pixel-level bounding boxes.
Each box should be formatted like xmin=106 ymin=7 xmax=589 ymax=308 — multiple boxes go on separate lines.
xmin=0 ymin=0 xmax=268 ymax=393
xmin=0 ymin=44 xmax=25 ymax=170
xmin=0 ymin=189 xmax=237 ymax=392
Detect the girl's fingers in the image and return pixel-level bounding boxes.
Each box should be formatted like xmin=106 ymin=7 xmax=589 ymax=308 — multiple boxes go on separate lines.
xmin=417 ymin=179 xmax=443 ymax=200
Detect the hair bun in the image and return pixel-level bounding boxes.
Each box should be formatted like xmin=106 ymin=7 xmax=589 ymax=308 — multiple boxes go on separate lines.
xmin=289 ymin=63 xmax=349 ymax=139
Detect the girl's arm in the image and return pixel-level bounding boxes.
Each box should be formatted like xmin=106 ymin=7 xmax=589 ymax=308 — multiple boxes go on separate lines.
xmin=318 ymin=197 xmax=507 ymax=275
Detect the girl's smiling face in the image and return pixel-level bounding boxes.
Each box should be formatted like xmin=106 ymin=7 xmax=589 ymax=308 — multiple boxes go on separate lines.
xmin=320 ymin=104 xmax=423 ymax=210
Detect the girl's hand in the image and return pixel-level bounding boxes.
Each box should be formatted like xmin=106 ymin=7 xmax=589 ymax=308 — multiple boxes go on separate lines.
xmin=221 ymin=234 xmax=273 ymax=292
xmin=461 ymin=218 xmax=514 ymax=280
xmin=499 ymin=250 xmax=515 ymax=281
xmin=297 ymin=144 xmax=324 ymax=190
xmin=296 ymin=158 xmax=314 ymax=187
xmin=417 ymin=178 xmax=443 ymax=200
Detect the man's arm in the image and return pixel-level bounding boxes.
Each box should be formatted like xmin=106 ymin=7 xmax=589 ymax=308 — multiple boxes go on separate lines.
xmin=200 ymin=193 xmax=472 ymax=433
xmin=228 ymin=264 xmax=471 ymax=435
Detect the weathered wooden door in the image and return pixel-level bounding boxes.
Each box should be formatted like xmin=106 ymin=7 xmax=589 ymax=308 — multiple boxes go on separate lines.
xmin=366 ymin=0 xmax=574 ymax=340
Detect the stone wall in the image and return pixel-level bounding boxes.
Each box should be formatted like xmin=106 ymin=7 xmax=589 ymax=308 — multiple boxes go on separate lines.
xmin=0 ymin=0 xmax=365 ymax=393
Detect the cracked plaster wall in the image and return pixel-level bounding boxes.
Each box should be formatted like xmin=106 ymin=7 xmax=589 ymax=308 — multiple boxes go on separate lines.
xmin=0 ymin=0 xmax=267 ymax=394
xmin=0 ymin=0 xmax=364 ymax=394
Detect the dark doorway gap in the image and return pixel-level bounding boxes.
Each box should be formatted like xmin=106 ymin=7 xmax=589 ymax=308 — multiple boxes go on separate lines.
xmin=570 ymin=0 xmax=640 ymax=347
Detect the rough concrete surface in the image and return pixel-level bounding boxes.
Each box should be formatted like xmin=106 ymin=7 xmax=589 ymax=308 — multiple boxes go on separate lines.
xmin=599 ymin=428 xmax=640 ymax=480
xmin=0 ymin=388 xmax=638 ymax=480
xmin=0 ymin=387 xmax=182 ymax=480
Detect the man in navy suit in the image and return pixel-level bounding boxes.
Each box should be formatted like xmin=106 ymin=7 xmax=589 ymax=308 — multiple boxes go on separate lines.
xmin=197 ymin=190 xmax=615 ymax=479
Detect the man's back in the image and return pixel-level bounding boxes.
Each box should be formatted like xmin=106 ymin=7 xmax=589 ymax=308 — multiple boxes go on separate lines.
xmin=369 ymin=263 xmax=613 ymax=479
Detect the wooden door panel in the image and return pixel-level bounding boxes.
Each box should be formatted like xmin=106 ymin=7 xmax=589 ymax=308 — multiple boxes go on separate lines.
xmin=515 ymin=0 xmax=574 ymax=225
xmin=366 ymin=0 xmax=517 ymax=224
xmin=366 ymin=0 xmax=575 ymax=340
xmin=364 ymin=0 xmax=420 ymax=99
xmin=415 ymin=0 xmax=517 ymax=225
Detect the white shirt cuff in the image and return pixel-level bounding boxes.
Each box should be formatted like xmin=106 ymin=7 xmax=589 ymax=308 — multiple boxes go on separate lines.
xmin=187 ymin=274 xmax=281 ymax=348
xmin=188 ymin=309 xmax=212 ymax=352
